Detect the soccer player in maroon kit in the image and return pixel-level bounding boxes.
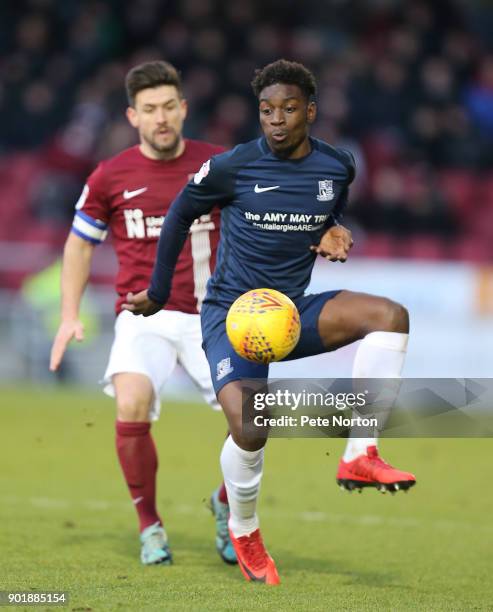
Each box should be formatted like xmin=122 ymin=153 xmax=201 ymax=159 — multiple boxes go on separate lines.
xmin=50 ymin=61 xmax=236 ymax=566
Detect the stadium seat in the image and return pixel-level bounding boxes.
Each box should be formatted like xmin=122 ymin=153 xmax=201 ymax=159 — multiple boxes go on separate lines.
xmin=360 ymin=233 xmax=398 ymax=258
xmin=477 ymin=175 xmax=493 ymax=207
xmin=465 ymin=202 xmax=493 ymax=242
xmin=0 ymin=154 xmax=44 ymax=240
xmin=399 ymin=235 xmax=447 ymax=260
xmin=450 ymin=235 xmax=492 ymax=262
xmin=362 ymin=134 xmax=402 ymax=173
xmin=437 ymin=170 xmax=477 ymax=218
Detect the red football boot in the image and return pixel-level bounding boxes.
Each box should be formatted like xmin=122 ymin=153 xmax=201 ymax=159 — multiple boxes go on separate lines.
xmin=337 ymin=446 xmax=416 ymax=493
xmin=229 ymin=528 xmax=280 ymax=585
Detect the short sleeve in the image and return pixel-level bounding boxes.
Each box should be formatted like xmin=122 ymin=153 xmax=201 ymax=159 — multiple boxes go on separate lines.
xmin=330 ymin=149 xmax=356 ymax=224
xmin=183 ymin=150 xmax=237 ymax=214
xmin=339 ymin=148 xmax=356 ymax=185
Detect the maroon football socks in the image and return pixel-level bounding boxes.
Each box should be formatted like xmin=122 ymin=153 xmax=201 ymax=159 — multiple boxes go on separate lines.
xmin=218 ymin=481 xmax=228 ymax=504
xmin=115 ymin=420 xmax=162 ymax=532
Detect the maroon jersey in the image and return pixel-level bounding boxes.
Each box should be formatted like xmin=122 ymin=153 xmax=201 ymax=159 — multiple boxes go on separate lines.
xmin=71 ymin=140 xmax=223 ymax=314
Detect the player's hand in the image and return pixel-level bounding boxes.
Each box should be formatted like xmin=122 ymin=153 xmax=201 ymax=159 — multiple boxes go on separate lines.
xmin=310 ymin=225 xmax=353 ymax=262
xmin=121 ymin=290 xmax=163 ymax=317
xmin=49 ymin=320 xmax=85 ymax=371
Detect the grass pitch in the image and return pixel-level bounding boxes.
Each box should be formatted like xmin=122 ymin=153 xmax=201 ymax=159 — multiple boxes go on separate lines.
xmin=1 ymin=386 xmax=493 ymax=611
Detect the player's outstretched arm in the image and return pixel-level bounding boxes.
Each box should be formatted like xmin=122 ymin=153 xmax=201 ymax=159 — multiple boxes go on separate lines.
xmin=310 ymin=224 xmax=353 ymax=262
xmin=49 ymin=233 xmax=95 ymax=371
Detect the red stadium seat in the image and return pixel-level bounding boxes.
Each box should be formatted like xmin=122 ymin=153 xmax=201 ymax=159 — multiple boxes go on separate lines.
xmin=477 ymin=175 xmax=493 ymax=207
xmin=450 ymin=235 xmax=492 ymax=262
xmin=0 ymin=154 xmax=44 ymax=239
xmin=465 ymin=202 xmax=493 ymax=241
xmin=360 ymin=233 xmax=398 ymax=258
xmin=399 ymin=235 xmax=447 ymax=260
xmin=437 ymin=170 xmax=477 ymax=218
xmin=19 ymin=224 xmax=67 ymax=247
xmin=362 ymin=135 xmax=402 ymax=173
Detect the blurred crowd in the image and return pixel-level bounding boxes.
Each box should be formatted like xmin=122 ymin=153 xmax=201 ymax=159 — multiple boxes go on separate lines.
xmin=1 ymin=0 xmax=493 ymax=268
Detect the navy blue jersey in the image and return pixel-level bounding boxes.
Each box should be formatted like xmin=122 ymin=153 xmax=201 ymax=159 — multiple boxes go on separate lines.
xmin=149 ymin=136 xmax=355 ymax=307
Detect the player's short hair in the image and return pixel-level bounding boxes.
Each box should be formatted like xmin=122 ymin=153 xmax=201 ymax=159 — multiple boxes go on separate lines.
xmin=251 ymin=59 xmax=317 ymax=102
xmin=125 ymin=60 xmax=183 ymax=106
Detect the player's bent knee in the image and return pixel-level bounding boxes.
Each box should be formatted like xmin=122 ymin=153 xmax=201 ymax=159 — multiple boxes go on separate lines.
xmin=222 ymin=406 xmax=267 ymax=451
xmin=392 ymin=302 xmax=409 ymax=333
xmin=217 ymin=380 xmax=268 ymax=450
xmin=369 ymin=298 xmax=409 ymax=334
xmin=231 ymin=431 xmax=267 ymax=452
xmin=116 ymin=396 xmax=152 ymax=422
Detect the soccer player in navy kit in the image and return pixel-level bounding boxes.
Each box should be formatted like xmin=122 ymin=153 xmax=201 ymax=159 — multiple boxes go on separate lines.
xmin=124 ymin=60 xmax=416 ymax=584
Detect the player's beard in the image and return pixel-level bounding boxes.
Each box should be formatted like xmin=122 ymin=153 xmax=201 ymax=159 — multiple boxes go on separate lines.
xmin=145 ymin=129 xmax=182 ymax=158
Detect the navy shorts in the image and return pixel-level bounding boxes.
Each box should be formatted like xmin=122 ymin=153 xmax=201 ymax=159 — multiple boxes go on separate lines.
xmin=201 ymin=290 xmax=341 ymax=394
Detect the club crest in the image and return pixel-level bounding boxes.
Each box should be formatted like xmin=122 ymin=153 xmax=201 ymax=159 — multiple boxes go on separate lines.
xmin=317 ymin=180 xmax=335 ymax=202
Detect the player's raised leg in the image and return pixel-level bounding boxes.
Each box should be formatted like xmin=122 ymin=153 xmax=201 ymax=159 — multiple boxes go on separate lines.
xmin=316 ymin=290 xmax=416 ymax=493
xmin=114 ymin=372 xmax=172 ymax=565
xmin=217 ymin=381 xmax=279 ymax=585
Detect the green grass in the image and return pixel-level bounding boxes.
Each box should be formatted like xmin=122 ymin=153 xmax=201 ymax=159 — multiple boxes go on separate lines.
xmin=1 ymin=386 xmax=492 ymax=611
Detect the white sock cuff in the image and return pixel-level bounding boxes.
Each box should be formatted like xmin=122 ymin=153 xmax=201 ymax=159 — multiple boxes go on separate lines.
xmin=229 ymin=514 xmax=259 ymax=538
xmin=362 ymin=331 xmax=408 ymax=352
xmin=224 ymin=436 xmax=264 ymax=464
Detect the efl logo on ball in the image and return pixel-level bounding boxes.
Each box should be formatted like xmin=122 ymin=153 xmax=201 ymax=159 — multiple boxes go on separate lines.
xmin=226 ymin=288 xmax=301 ymax=364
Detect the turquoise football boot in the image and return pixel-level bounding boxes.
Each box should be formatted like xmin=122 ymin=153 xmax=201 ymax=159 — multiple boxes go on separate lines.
xmin=140 ymin=522 xmax=173 ymax=565
xmin=210 ymin=488 xmax=237 ymax=565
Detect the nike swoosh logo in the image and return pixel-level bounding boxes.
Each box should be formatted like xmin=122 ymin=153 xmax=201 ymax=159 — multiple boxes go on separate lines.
xmin=123 ymin=187 xmax=148 ymax=199
xmin=237 ymin=557 xmax=266 ymax=582
xmin=132 ymin=496 xmax=144 ymax=505
xmin=254 ymin=184 xmax=280 ymax=193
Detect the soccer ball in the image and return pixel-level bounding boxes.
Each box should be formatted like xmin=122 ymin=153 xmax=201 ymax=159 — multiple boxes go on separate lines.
xmin=226 ymin=288 xmax=301 ymax=364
